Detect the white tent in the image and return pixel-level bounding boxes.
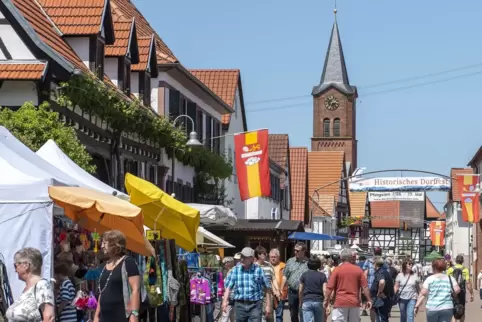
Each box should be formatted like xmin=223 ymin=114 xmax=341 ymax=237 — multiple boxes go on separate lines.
xmin=187 ymin=203 xmax=237 ymax=227
xmin=0 ymin=127 xmax=88 ymax=297
xmin=196 ymin=227 xmax=235 ymax=248
xmin=37 ymin=139 xmax=128 ymax=200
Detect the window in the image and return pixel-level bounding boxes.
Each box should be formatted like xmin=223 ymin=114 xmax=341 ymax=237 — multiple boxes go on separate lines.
xmin=213 ymin=120 xmax=221 ymax=154
xmin=323 ymin=119 xmax=330 ymax=137
xmin=205 ymin=115 xmax=212 ymax=150
xmin=117 ymin=57 xmax=131 ymax=95
xmin=169 ymin=89 xmax=180 ymax=121
xmin=333 ymin=118 xmax=341 ymax=137
xmin=186 ymin=102 xmax=197 ymax=136
xmin=124 ymin=60 xmax=131 ymax=95
xmin=142 ymin=72 xmax=151 ymax=106
xmin=95 ymin=39 xmax=105 ymax=78
xmin=196 ymin=108 xmax=204 ymax=142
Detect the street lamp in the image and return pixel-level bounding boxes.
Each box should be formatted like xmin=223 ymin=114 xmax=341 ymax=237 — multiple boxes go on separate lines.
xmin=171 ymin=115 xmax=202 ymax=197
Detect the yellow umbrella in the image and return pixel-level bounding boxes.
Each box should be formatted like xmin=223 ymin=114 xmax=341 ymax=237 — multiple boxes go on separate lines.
xmin=125 ymin=173 xmax=200 ymax=252
xmin=48 ymin=186 xmax=154 ymax=256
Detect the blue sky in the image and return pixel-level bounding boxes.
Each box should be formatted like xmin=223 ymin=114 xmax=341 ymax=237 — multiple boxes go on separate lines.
xmin=135 ymin=0 xmax=482 ymax=209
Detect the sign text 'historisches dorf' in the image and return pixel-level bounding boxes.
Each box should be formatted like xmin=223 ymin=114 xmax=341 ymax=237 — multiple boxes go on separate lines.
xmin=234 ymin=129 xmax=271 ymax=201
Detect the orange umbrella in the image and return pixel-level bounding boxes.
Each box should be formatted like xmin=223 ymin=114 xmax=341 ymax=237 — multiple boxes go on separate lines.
xmin=48 ymin=186 xmax=154 ymax=256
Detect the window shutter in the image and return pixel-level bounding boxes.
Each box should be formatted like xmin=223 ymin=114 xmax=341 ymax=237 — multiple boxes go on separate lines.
xmin=169 ymin=90 xmax=180 ymax=121
xmin=186 ymin=102 xmax=197 ymax=135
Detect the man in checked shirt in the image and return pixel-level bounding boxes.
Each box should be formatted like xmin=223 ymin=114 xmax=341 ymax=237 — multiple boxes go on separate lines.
xmin=222 ymin=247 xmax=272 ymax=322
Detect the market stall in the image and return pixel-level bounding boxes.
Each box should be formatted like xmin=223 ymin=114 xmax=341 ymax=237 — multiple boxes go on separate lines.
xmin=37 ymin=139 xmax=128 ymax=200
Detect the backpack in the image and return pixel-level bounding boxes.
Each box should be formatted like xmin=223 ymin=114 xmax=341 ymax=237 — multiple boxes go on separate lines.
xmin=452 ymin=267 xmax=466 ymax=292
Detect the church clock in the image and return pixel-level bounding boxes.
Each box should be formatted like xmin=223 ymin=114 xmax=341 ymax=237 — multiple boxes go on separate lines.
xmin=324 ymin=95 xmax=339 ymax=111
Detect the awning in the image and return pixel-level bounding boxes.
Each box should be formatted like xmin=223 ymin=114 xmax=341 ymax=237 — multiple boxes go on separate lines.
xmin=288 ymin=232 xmax=346 ymax=241
xmin=197 ymin=227 xmax=235 ymax=248
xmin=217 ymin=219 xmax=304 ymax=231
xmin=48 ymin=186 xmax=154 ymax=256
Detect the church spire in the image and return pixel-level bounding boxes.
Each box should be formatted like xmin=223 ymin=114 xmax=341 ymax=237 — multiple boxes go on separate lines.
xmin=312 ymin=10 xmax=354 ymax=96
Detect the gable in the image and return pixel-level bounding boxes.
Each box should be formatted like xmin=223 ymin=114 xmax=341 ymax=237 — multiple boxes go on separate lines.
xmin=0 ymin=11 xmax=35 ymax=60
xmin=289 ymin=147 xmax=307 ymax=221
xmin=308 ymin=151 xmax=344 ymax=199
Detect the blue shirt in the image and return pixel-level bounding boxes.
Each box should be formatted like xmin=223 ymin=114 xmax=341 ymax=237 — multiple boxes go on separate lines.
xmin=363 ymin=260 xmax=388 ymax=288
xmin=225 ymin=264 xmax=271 ymax=301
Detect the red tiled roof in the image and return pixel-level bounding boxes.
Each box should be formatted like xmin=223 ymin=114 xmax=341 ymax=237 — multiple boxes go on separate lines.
xmin=426 ymin=197 xmax=441 ymax=219
xmin=308 ymin=151 xmax=344 ymax=199
xmin=110 ymin=0 xmax=177 ymax=63
xmin=370 ymin=201 xmax=400 ymax=228
xmin=313 ymin=195 xmax=334 ymax=217
xmin=105 ymin=19 xmax=132 ymax=56
xmin=349 ymin=191 xmax=367 ymax=218
xmin=268 ymin=134 xmax=289 ymax=186
xmin=189 ymin=69 xmax=239 ymax=124
xmin=11 ymin=0 xmax=88 ymax=73
xmin=450 ymin=168 xmax=474 ymax=202
xmin=0 ymin=62 xmax=46 ymax=79
xmin=38 ymin=0 xmax=105 ymax=35
xmin=131 ymin=36 xmax=152 ymax=71
xmin=289 ymin=147 xmax=307 ymax=221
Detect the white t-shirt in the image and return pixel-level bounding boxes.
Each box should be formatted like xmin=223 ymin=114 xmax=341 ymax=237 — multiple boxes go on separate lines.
xmin=477 ymin=272 xmax=482 ymax=289
xmin=5 ymin=279 xmax=54 ymax=321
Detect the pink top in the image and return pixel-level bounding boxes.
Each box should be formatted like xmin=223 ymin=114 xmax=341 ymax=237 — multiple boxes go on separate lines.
xmin=217 ymin=272 xmax=224 ymax=298
xmin=190 ymin=277 xmax=211 ymax=304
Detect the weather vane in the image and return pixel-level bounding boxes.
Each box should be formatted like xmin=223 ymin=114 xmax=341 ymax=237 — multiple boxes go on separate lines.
xmin=334 ymin=0 xmax=338 ymax=20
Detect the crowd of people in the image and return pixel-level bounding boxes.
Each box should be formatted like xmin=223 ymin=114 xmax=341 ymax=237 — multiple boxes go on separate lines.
xmin=219 ymin=244 xmax=475 ymax=322
xmin=2 ymin=236 xmax=477 ymax=322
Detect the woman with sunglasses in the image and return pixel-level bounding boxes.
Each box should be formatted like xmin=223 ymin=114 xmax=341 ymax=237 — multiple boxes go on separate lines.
xmin=6 ymin=247 xmax=55 ymax=321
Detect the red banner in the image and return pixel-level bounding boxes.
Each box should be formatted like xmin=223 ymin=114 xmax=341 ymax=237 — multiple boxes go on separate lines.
xmin=430 ymin=221 xmax=446 ymax=246
xmin=234 ymin=129 xmax=271 ymax=201
xmin=457 ymin=175 xmax=480 ymax=223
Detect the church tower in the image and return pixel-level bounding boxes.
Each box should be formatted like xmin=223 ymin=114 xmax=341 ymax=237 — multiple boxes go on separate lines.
xmin=311 ymin=11 xmax=358 ymax=172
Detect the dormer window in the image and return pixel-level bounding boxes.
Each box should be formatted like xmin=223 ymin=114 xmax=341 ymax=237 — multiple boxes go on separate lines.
xmin=139 ymin=71 xmax=151 ymax=106
xmin=96 ymin=39 xmax=105 ymax=78
xmin=117 ymin=57 xmax=131 ymax=95
xmin=90 ymin=37 xmax=105 ymax=78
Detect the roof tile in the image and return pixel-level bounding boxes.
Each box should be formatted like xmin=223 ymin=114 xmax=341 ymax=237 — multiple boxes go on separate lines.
xmin=110 ymin=0 xmax=177 ymax=63
xmin=189 ymin=69 xmax=239 ymax=125
xmin=38 ymin=0 xmax=104 ymax=35
xmin=289 ymin=147 xmax=307 ymax=221
xmin=268 ymin=134 xmax=289 ymax=186
xmin=349 ymin=191 xmax=367 ymax=218
xmin=105 ymin=19 xmax=132 ymax=56
xmin=11 ymin=0 xmax=88 ymax=73
xmin=131 ymin=36 xmax=151 ymax=71
xmin=308 ymin=151 xmax=344 ymax=200
xmin=426 ymin=197 xmax=441 ymax=219
xmin=313 ymin=195 xmax=334 ymax=217
xmin=0 ymin=62 xmax=46 ymax=80
xmin=370 ymin=201 xmax=400 ymax=228
xmin=450 ymin=168 xmax=474 ymax=202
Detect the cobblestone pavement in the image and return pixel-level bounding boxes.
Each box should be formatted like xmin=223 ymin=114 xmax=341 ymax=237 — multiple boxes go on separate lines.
xmin=282 ymin=298 xmax=482 ymax=321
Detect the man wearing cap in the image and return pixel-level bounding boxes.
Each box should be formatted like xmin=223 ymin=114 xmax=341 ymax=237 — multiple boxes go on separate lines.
xmin=223 ymin=247 xmax=272 ymax=322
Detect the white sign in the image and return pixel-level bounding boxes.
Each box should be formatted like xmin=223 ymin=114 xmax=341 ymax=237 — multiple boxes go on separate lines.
xmin=350 ymin=177 xmax=451 ymax=192
xmin=368 ymin=191 xmax=425 ymax=202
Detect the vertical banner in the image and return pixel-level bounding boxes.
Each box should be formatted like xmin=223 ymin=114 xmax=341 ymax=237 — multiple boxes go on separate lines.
xmin=430 ymin=221 xmax=446 ymax=246
xmin=234 ymin=129 xmax=271 ymax=201
xmin=457 ymin=175 xmax=480 ymax=223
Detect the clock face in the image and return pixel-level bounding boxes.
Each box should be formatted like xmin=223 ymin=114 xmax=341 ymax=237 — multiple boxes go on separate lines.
xmin=325 ymin=95 xmax=339 ymax=111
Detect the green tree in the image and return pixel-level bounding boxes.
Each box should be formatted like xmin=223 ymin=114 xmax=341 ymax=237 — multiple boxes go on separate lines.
xmin=0 ymin=101 xmax=96 ymax=173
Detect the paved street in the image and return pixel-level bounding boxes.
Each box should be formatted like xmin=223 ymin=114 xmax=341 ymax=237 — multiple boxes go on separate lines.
xmin=282 ymin=298 xmax=482 ymax=321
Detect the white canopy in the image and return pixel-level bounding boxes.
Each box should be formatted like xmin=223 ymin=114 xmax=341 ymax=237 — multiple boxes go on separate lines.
xmin=37 ymin=139 xmax=128 ymax=200
xmin=187 ymin=203 xmax=237 ymax=227
xmin=197 ymin=227 xmax=235 ymax=248
xmin=0 ymin=127 xmax=87 ymax=298
xmin=144 ymin=225 xmax=234 ymax=248
xmin=0 ymin=127 xmax=83 ymax=187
